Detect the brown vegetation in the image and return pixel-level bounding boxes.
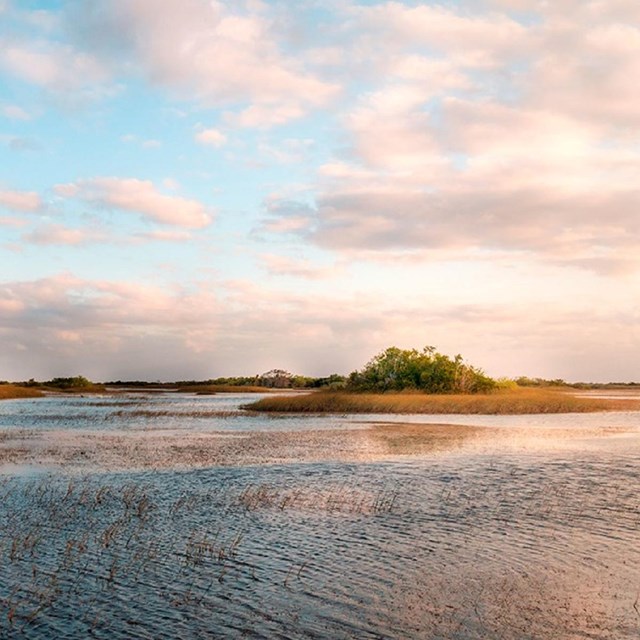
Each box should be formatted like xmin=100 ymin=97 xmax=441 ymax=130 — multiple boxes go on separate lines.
xmin=244 ymin=388 xmax=640 ymax=414
xmin=0 ymin=384 xmax=44 ymax=400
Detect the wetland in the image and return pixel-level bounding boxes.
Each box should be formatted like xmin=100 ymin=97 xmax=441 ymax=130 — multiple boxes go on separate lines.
xmin=1 ymin=391 xmax=639 ymax=638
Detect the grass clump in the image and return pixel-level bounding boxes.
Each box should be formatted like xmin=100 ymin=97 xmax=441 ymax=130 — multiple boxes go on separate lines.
xmin=244 ymin=388 xmax=640 ymax=415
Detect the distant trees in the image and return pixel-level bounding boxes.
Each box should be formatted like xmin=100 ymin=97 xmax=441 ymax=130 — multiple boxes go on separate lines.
xmin=46 ymin=376 xmax=94 ymax=390
xmin=258 ymin=369 xmax=294 ymax=388
xmin=347 ymin=346 xmax=496 ymax=394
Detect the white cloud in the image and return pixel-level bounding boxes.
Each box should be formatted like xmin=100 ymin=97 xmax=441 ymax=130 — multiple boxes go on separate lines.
xmin=57 ymin=177 xmax=213 ymax=228
xmin=195 ymin=128 xmax=227 ymax=147
xmin=69 ymin=0 xmax=338 ymax=124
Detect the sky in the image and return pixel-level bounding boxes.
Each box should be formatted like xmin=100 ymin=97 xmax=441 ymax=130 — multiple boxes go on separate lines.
xmin=1 ymin=0 xmax=639 ymax=383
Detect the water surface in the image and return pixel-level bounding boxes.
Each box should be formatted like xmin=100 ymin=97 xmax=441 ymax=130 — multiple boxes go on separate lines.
xmin=1 ymin=393 xmax=638 ymax=638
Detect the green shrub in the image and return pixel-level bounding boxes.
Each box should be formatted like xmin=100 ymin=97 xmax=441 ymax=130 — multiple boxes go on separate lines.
xmin=347 ymin=346 xmax=496 ymax=394
xmin=46 ymin=376 xmax=93 ymax=390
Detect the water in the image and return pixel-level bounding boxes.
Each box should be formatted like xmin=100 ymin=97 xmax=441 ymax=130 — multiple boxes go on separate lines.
xmin=1 ymin=393 xmax=639 ymax=638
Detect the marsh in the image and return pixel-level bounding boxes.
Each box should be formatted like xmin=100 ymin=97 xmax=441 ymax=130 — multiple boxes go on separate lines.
xmin=1 ymin=392 xmax=639 ymax=638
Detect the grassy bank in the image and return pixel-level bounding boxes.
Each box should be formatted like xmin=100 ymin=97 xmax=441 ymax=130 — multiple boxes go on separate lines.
xmin=0 ymin=384 xmax=44 ymax=400
xmin=244 ymin=388 xmax=640 ymax=415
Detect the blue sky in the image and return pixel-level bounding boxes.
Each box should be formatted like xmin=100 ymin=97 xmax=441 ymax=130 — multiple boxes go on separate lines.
xmin=1 ymin=0 xmax=640 ymax=382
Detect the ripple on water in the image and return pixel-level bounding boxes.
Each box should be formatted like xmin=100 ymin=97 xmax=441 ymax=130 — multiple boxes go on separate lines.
xmin=0 ymin=395 xmax=639 ymax=638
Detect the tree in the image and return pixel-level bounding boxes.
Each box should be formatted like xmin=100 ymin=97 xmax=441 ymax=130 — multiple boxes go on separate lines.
xmin=347 ymin=346 xmax=495 ymax=394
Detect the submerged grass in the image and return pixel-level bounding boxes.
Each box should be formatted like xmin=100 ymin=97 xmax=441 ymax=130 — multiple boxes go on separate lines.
xmin=0 ymin=385 xmax=44 ymax=400
xmin=244 ymin=388 xmax=640 ymax=415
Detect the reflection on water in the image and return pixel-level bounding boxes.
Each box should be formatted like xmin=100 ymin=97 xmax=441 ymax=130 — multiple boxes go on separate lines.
xmin=0 ymin=393 xmax=639 ymax=638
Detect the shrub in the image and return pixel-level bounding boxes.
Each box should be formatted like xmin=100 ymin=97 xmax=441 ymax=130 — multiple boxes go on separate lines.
xmin=347 ymin=346 xmax=496 ymax=394
xmin=46 ymin=376 xmax=94 ymax=390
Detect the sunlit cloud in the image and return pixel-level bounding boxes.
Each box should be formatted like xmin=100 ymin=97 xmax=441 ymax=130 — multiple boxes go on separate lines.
xmin=56 ymin=177 xmax=213 ymax=229
xmin=260 ymin=253 xmax=342 ymax=280
xmin=67 ymin=0 xmax=338 ymax=123
xmin=194 ymin=128 xmax=227 ymax=147
xmin=1 ymin=0 xmax=640 ymax=381
xmin=22 ymin=223 xmax=102 ymax=246
xmin=0 ymin=189 xmax=42 ymax=212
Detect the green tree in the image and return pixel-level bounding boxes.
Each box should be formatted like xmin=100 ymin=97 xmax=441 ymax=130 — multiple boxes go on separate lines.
xmin=348 ymin=346 xmax=495 ymax=394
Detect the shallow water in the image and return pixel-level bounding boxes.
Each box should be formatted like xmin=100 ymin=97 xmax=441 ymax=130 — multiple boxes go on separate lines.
xmin=1 ymin=393 xmax=639 ymax=638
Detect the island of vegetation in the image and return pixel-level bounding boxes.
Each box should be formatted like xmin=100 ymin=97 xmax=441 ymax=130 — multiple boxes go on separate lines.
xmin=1 ymin=346 xmax=639 ymax=414
xmin=244 ymin=346 xmax=640 ymax=415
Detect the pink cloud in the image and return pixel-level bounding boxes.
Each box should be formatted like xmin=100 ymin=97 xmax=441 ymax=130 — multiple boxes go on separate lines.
xmin=22 ymin=223 xmax=98 ymax=246
xmin=59 ymin=177 xmax=213 ymax=228
xmin=0 ymin=41 xmax=111 ymax=99
xmin=260 ymin=254 xmax=341 ymax=280
xmin=0 ymin=189 xmax=42 ymax=212
xmin=71 ymin=0 xmax=338 ymax=124
xmin=195 ymin=128 xmax=227 ymax=147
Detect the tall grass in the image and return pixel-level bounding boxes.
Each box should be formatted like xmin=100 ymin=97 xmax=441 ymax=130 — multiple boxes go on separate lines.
xmin=0 ymin=384 xmax=44 ymax=400
xmin=244 ymin=388 xmax=640 ymax=415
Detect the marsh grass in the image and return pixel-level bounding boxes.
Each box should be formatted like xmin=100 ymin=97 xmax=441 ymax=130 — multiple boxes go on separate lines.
xmin=0 ymin=473 xmax=400 ymax=635
xmin=236 ymin=482 xmax=398 ymax=515
xmin=0 ymin=385 xmax=44 ymax=400
xmin=244 ymin=388 xmax=640 ymax=414
xmin=110 ymin=409 xmax=260 ymax=418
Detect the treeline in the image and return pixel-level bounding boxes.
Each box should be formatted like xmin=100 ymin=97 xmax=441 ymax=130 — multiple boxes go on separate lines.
xmin=9 ymin=347 xmax=495 ymax=394
xmin=11 ymin=347 xmax=637 ymax=395
xmin=105 ymin=373 xmax=348 ymax=390
xmin=514 ymin=377 xmax=640 ymax=389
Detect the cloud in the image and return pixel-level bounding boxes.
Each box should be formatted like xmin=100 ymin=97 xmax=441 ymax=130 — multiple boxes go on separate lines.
xmin=2 ymin=104 xmax=31 ymax=120
xmin=255 ymin=2 xmax=640 ymax=274
xmin=259 ymin=198 xmax=315 ymax=234
xmin=1 ymin=270 xmax=639 ymax=381
xmin=0 ymin=274 xmax=222 ymax=379
xmin=121 ymin=134 xmax=162 ymax=149
xmin=223 ymin=103 xmax=306 ymax=128
xmin=0 ymin=189 xmax=42 ymax=212
xmin=56 ymin=177 xmax=213 ymax=228
xmin=195 ymin=128 xmax=227 ymax=147
xmin=0 ymin=39 xmax=113 ymax=104
xmin=22 ymin=223 xmax=100 ymax=246
xmin=134 ymin=229 xmax=192 ymax=242
xmin=350 ymin=2 xmax=529 ymax=61
xmin=68 ymin=0 xmax=338 ymax=123
xmin=268 ymin=181 xmax=640 ymax=273
xmin=260 ymin=254 xmax=341 ymax=280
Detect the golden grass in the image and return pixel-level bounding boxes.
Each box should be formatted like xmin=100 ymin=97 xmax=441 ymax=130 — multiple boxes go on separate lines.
xmin=0 ymin=384 xmax=44 ymax=400
xmin=39 ymin=384 xmax=106 ymax=394
xmin=244 ymin=388 xmax=640 ymax=415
